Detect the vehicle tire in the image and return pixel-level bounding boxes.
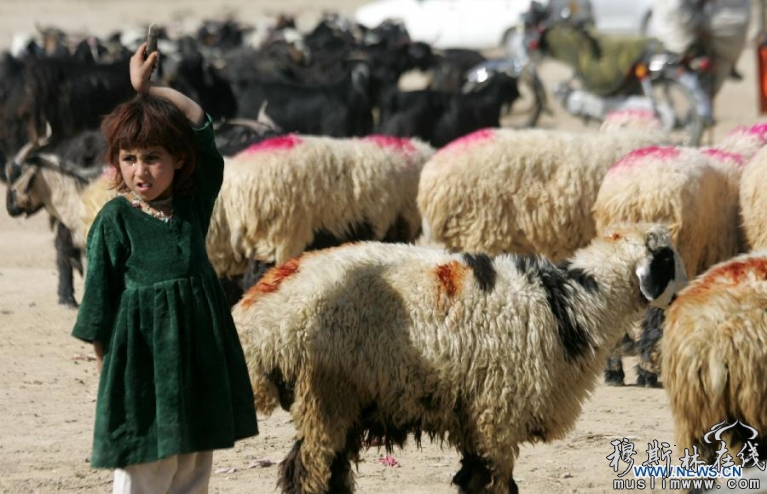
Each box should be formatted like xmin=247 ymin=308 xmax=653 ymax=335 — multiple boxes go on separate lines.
xmin=501 ymin=65 xmax=545 ymax=128
xmin=649 ymin=76 xmax=704 ymax=147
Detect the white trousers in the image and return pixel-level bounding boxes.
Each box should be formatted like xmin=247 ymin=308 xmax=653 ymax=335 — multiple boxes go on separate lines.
xmin=112 ymin=451 xmax=213 ymax=494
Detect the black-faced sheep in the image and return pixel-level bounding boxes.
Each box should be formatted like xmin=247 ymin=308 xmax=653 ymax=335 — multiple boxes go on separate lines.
xmin=662 ymin=252 xmax=767 ymax=465
xmin=233 ymin=223 xmax=687 ymax=494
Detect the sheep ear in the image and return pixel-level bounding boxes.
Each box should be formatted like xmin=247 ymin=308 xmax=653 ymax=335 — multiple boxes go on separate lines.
xmin=635 ymin=246 xmax=687 ymax=308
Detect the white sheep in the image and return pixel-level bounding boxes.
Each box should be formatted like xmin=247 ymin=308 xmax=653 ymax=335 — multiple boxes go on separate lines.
xmin=662 ymin=251 xmax=767 ymax=465
xmin=593 ymin=143 xmax=747 ymax=386
xmin=206 ymin=134 xmax=433 ymax=279
xmin=417 ymin=126 xmax=666 ymax=260
xmin=593 ymin=145 xmax=741 ymax=281
xmin=233 ymin=223 xmax=687 ymax=494
xmin=740 ymin=144 xmax=767 ymax=250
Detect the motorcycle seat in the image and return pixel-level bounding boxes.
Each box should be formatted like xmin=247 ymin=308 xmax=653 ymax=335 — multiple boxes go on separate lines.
xmin=544 ymin=24 xmax=655 ymax=96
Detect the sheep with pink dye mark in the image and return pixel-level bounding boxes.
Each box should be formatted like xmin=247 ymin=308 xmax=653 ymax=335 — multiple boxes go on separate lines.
xmin=207 ymin=133 xmax=435 ymax=292
xmin=594 ymin=145 xmax=739 ymax=278
xmin=417 ymin=126 xmax=666 ymax=259
xmin=592 ymin=132 xmax=762 ymax=386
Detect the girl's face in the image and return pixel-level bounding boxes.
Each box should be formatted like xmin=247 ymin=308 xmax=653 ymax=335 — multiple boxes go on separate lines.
xmin=118 ymin=146 xmax=183 ymax=201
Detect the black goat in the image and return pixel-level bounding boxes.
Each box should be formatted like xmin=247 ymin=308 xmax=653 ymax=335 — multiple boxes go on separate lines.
xmin=234 ymin=61 xmax=373 ymax=137
xmin=379 ymin=72 xmax=520 ymax=147
xmin=168 ymin=37 xmax=238 ymax=121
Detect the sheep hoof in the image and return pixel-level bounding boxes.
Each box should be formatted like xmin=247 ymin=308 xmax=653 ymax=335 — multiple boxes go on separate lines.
xmin=604 ymin=369 xmax=625 ymax=386
xmin=59 ymin=297 xmax=79 ymax=309
xmin=635 ymin=367 xmax=661 ymax=388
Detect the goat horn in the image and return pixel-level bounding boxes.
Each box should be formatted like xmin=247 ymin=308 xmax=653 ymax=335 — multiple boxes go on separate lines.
xmin=223 ymin=118 xmax=279 ymax=135
xmin=12 ymin=120 xmax=53 ymax=167
xmin=256 ymin=101 xmax=282 ymax=133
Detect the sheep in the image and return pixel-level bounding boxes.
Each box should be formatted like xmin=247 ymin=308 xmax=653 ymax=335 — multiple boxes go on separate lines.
xmin=593 ymin=146 xmax=739 ymax=282
xmin=417 ymin=126 xmax=666 ymax=260
xmin=740 ymin=144 xmax=767 ymax=250
xmin=592 ymin=125 xmax=765 ymax=386
xmin=233 ymin=223 xmax=687 ymax=494
xmin=207 ymin=133 xmax=433 ymax=282
xmin=662 ymin=251 xmax=767 ymax=465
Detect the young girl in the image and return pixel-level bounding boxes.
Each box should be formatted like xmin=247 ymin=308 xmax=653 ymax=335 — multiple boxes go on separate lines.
xmin=71 ymin=42 xmax=257 ymax=493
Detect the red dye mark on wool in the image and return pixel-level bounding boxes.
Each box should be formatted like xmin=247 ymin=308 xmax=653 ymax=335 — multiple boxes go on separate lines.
xmin=434 ymin=261 xmax=466 ymax=299
xmin=702 ymin=148 xmax=745 ymax=167
xmin=683 ymin=257 xmax=767 ymax=299
xmin=240 ymin=257 xmax=301 ymax=308
xmin=363 ymin=135 xmax=416 ymax=154
xmin=609 ymin=146 xmax=681 ymax=173
xmin=436 ymin=128 xmax=495 ymax=155
xmin=239 ymin=135 xmax=303 ymax=155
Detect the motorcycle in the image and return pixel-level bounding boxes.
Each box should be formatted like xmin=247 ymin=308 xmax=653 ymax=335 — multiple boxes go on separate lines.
xmin=483 ymin=1 xmax=712 ymax=146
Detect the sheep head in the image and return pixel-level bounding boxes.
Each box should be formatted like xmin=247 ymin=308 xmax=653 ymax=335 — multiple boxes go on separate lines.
xmin=578 ymin=224 xmax=687 ymax=313
xmin=601 ymin=224 xmax=688 ymax=309
xmin=6 ymin=162 xmax=44 ymax=217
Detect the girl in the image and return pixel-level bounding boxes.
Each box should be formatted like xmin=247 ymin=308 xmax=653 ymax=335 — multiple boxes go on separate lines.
xmin=71 ymin=42 xmax=257 ymax=493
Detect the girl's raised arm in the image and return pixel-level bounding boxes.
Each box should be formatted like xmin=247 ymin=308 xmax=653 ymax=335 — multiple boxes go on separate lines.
xmin=129 ymin=42 xmax=205 ymax=127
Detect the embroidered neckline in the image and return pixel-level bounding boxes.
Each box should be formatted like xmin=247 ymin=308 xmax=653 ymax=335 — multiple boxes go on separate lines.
xmin=127 ymin=191 xmax=174 ymax=223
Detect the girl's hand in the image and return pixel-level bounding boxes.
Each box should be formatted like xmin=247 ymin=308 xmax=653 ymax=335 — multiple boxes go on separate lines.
xmin=130 ymin=42 xmax=159 ymax=93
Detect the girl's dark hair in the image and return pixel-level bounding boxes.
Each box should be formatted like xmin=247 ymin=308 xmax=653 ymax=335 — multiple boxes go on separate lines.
xmin=101 ymin=93 xmax=198 ymax=195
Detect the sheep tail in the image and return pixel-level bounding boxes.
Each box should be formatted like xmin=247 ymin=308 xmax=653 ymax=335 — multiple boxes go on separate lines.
xmin=704 ymin=353 xmax=728 ymax=402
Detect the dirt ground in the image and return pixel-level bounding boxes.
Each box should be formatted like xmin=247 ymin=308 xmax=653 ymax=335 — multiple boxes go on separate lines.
xmin=1 ymin=2 xmax=766 ymax=493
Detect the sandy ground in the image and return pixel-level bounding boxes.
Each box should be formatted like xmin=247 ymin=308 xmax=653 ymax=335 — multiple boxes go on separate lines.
xmin=1 ymin=2 xmax=766 ymax=493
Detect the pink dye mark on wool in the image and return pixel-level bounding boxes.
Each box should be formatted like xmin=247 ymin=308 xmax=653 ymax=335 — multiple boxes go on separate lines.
xmin=725 ymin=122 xmax=767 ymax=145
xmin=609 ymin=146 xmax=681 ymax=173
xmin=240 ymin=134 xmax=303 ymax=155
xmin=363 ymin=135 xmax=416 ymax=154
xmin=702 ymin=148 xmax=745 ymax=167
xmin=745 ymin=122 xmax=767 ymax=138
xmin=436 ymin=128 xmax=495 ymax=156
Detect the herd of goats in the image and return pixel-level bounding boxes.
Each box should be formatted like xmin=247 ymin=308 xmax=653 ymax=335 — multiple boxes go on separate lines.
xmin=4 ymin=11 xmax=767 ymax=494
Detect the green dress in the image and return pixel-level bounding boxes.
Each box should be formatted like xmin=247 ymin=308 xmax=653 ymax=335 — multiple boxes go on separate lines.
xmin=72 ymin=116 xmax=258 ymax=468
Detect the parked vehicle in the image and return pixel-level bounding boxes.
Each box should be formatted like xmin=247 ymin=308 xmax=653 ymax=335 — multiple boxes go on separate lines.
xmin=518 ymin=1 xmax=709 ymax=145
xmin=355 ymin=0 xmax=654 ymax=51
xmin=355 ymin=0 xmax=594 ymax=50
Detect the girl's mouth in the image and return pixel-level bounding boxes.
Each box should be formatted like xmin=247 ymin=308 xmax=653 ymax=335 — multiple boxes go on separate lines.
xmin=135 ymin=183 xmax=152 ymax=192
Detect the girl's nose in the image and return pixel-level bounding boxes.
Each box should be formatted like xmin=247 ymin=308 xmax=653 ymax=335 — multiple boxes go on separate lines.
xmin=136 ymin=162 xmax=151 ymax=175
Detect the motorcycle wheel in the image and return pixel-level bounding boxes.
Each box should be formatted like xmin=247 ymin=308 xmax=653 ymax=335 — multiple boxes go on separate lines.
xmin=648 ymin=76 xmax=704 ymax=147
xmin=501 ymin=67 xmax=545 ymax=129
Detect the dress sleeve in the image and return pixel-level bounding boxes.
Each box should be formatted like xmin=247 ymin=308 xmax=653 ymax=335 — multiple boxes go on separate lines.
xmin=71 ymin=208 xmax=126 ymax=345
xmin=191 ymin=113 xmax=225 ymax=227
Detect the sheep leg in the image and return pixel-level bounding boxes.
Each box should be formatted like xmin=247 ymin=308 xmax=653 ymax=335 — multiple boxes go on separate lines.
xmin=452 ymin=455 xmax=518 ymax=494
xmin=54 ymin=220 xmax=79 ymax=308
xmin=636 ymin=308 xmax=664 ymax=388
xmin=604 ymin=354 xmax=625 ymax=386
xmin=280 ymin=373 xmax=360 ymax=494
